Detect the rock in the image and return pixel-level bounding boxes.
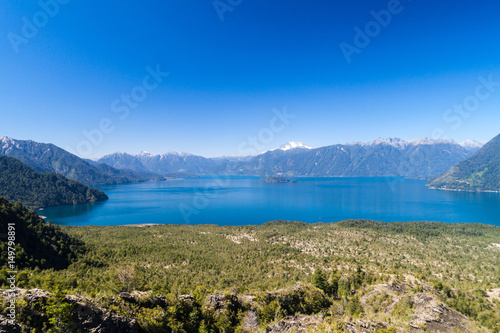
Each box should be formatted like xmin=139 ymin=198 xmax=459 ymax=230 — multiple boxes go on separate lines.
xmin=267 ymin=314 xmax=324 ymax=332
xmin=68 ymin=294 xmax=140 ymax=333
xmin=118 ymin=292 xmax=136 ymax=303
xmin=242 ymin=310 xmax=260 ymax=329
xmin=90 ymin=313 xmax=139 ymax=333
xmin=410 ymin=292 xmax=483 ymax=333
xmin=205 ymin=293 xmax=240 ymax=312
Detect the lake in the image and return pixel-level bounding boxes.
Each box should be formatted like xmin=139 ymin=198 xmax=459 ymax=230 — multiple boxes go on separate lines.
xmin=41 ymin=176 xmax=500 ymax=226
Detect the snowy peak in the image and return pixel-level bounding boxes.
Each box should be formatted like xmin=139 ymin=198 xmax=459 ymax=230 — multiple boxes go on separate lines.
xmin=369 ymin=137 xmax=407 ymax=148
xmin=347 ymin=137 xmax=472 ymax=149
xmin=459 ymin=139 xmax=485 ymax=150
xmin=136 ymin=150 xmax=192 ymax=158
xmin=276 ymin=141 xmax=312 ymax=151
xmin=407 ymin=137 xmax=456 ymax=146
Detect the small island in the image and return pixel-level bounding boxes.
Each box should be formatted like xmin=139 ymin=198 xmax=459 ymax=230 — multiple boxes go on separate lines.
xmin=262 ymin=176 xmax=297 ymax=183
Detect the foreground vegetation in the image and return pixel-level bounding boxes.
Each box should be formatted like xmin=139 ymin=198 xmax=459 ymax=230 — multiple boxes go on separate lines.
xmin=1 ymin=198 xmax=500 ymax=332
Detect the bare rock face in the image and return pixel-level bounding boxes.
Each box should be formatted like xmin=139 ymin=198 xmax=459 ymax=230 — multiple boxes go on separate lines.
xmin=358 ymin=283 xmax=487 ymax=333
xmin=266 ymin=314 xmax=325 ymax=332
xmin=205 ymin=293 xmax=240 ymax=312
xmin=263 ymin=283 xmax=487 ymax=333
xmin=67 ymin=294 xmax=139 ymax=333
xmin=410 ymin=293 xmax=484 ymax=333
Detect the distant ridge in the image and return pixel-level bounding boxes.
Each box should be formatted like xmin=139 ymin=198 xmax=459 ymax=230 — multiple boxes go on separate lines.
xmin=98 ymin=138 xmax=483 ymax=179
xmin=428 ymin=133 xmax=500 ymax=192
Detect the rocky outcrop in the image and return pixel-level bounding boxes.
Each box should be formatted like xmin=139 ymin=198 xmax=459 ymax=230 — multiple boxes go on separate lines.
xmin=0 ymin=289 xmax=139 ymax=333
xmin=267 ymin=314 xmax=325 ymax=332
xmin=66 ymin=294 xmax=139 ymax=333
xmin=410 ymin=293 xmax=483 ymax=333
xmin=0 ymin=284 xmax=487 ymax=333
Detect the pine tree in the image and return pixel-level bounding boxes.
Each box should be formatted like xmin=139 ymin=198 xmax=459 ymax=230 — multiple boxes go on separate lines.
xmin=312 ymin=269 xmax=327 ymax=292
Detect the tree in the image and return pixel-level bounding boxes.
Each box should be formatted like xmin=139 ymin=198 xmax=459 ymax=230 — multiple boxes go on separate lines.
xmin=329 ymin=274 xmax=339 ymax=298
xmin=347 ymin=296 xmax=364 ymax=317
xmin=312 ymin=269 xmax=327 ymax=293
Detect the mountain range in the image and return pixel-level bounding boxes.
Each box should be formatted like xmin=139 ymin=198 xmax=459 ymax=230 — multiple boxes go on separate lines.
xmin=0 ymin=136 xmax=161 ymax=186
xmin=428 ymin=133 xmax=500 ymax=192
xmin=98 ymin=138 xmax=484 ymax=179
xmin=0 ymin=136 xmax=487 ymax=187
xmin=0 ymin=155 xmax=108 ymax=209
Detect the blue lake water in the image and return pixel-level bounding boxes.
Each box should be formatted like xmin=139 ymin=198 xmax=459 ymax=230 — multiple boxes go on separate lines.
xmin=41 ymin=176 xmax=500 ymax=226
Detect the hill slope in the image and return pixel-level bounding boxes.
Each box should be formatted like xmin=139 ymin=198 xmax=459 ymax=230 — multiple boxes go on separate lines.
xmin=0 ymin=136 xmax=160 ymax=186
xmin=428 ymin=133 xmax=500 ymax=192
xmin=1 ymin=219 xmax=499 ymax=332
xmin=0 ymin=155 xmax=108 ymax=209
xmin=0 ymin=197 xmax=86 ymax=270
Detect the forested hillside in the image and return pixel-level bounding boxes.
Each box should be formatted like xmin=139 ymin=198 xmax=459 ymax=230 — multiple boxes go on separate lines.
xmin=0 ymin=156 xmax=108 ymax=209
xmin=0 ymin=197 xmax=86 ymax=270
xmin=428 ymin=133 xmax=500 ymax=192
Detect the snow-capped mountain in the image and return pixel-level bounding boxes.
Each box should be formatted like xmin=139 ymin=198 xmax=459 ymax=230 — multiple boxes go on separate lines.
xmin=99 ymin=150 xmax=216 ymax=175
xmin=347 ymin=137 xmax=475 ymax=149
xmin=276 ymin=141 xmax=313 ymax=151
xmin=95 ymin=137 xmax=484 ymax=179
xmin=1 ymin=135 xmax=486 ymax=183
xmin=459 ymin=139 xmax=486 ymax=150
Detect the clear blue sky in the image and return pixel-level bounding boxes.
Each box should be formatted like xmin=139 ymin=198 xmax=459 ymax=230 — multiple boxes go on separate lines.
xmin=1 ymin=0 xmax=500 ymax=158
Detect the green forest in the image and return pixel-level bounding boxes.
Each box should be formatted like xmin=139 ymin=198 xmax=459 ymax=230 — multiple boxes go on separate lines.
xmin=1 ymin=198 xmax=500 ymax=332
xmin=0 ymin=156 xmax=108 ymax=210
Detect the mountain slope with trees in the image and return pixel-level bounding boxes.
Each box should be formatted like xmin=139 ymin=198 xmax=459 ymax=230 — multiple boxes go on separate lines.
xmin=0 ymin=136 xmax=160 ymax=186
xmin=0 ymin=156 xmax=108 ymax=209
xmin=0 ymin=197 xmax=86 ymax=270
xmin=428 ymin=133 xmax=500 ymax=192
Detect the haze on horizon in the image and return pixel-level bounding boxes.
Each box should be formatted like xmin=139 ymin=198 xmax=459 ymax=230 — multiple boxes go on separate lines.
xmin=1 ymin=0 xmax=500 ymax=158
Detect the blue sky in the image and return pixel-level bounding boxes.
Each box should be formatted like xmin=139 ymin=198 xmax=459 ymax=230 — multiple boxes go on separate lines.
xmin=1 ymin=0 xmax=500 ymax=158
